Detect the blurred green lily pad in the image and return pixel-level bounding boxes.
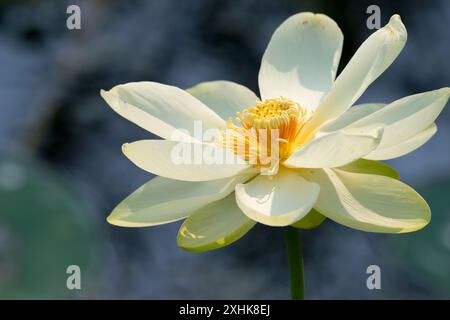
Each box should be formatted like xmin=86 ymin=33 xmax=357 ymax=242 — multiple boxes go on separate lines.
xmin=391 ymin=178 xmax=450 ymax=296
xmin=0 ymin=155 xmax=101 ymax=298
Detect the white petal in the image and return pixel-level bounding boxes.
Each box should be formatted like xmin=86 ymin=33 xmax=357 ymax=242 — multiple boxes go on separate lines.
xmin=235 ymin=168 xmax=320 ymax=226
xmin=258 ymin=12 xmax=343 ymax=110
xmin=309 ymin=15 xmax=407 ymax=128
xmin=284 ymin=128 xmax=383 ymax=168
xmin=320 ymin=103 xmax=385 ymax=133
xmin=122 ymin=140 xmax=250 ymax=181
xmin=101 ymin=82 xmax=225 ymax=141
xmin=187 ymin=81 xmax=259 ymax=121
xmin=365 ymin=123 xmax=437 ymax=160
xmin=346 ymin=88 xmax=450 ymax=149
xmin=337 ymin=158 xmax=400 ymax=179
xmin=107 ymin=174 xmax=251 ymax=227
xmin=301 ymin=168 xmax=430 ymax=233
xmin=177 ymin=194 xmax=256 ymax=252
xmin=291 ymin=208 xmax=326 ymax=229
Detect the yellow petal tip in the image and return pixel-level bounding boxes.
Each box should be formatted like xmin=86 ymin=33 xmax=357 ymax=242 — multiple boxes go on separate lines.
xmin=100 ymin=88 xmax=110 ymax=99
xmin=387 ymin=14 xmax=407 ymax=40
xmin=121 ymin=143 xmax=130 ymax=154
xmin=106 ymin=212 xmax=119 ymax=226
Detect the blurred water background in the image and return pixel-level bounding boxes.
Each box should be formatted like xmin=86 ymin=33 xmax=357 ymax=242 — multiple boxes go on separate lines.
xmin=0 ymin=0 xmax=449 ymax=299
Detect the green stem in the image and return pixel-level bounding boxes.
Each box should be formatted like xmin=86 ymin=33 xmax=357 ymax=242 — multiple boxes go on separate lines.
xmin=284 ymin=227 xmax=304 ymax=300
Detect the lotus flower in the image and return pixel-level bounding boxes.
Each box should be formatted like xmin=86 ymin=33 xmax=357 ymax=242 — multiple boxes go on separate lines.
xmin=101 ymin=12 xmax=449 ymax=299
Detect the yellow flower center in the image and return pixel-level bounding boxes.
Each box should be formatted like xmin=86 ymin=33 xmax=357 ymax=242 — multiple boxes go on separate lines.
xmin=220 ymin=97 xmax=312 ymax=172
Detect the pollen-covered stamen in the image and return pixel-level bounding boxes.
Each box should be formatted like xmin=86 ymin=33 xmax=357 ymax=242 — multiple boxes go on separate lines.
xmin=220 ymin=97 xmax=312 ymax=169
xmin=237 ymin=97 xmax=300 ymax=130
